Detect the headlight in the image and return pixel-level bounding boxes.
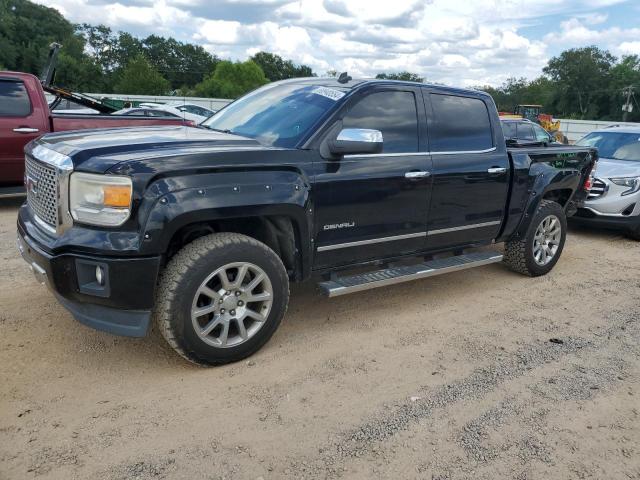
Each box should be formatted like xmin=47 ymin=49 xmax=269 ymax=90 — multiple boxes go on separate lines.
xmin=610 ymin=177 xmax=640 ymax=196
xmin=69 ymin=173 xmax=132 ymax=226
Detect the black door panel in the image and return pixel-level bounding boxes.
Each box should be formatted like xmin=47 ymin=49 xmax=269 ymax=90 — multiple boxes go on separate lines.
xmin=424 ymin=92 xmax=509 ymax=249
xmin=312 ymin=87 xmax=431 ymax=269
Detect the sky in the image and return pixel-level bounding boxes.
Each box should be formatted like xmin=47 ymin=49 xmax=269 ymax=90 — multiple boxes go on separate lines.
xmin=34 ymin=0 xmax=640 ymax=87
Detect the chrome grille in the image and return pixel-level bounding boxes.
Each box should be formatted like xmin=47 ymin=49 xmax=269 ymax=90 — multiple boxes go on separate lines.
xmin=588 ymin=178 xmax=606 ymax=199
xmin=25 ymin=155 xmax=58 ymax=230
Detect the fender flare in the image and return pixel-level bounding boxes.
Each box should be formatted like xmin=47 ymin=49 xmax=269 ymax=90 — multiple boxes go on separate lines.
xmin=510 ymin=162 xmax=582 ymax=240
xmin=136 ymin=170 xmax=313 ymax=274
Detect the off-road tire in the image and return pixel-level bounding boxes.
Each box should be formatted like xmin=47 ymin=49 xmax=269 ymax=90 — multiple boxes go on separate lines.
xmin=154 ymin=232 xmax=289 ymax=366
xmin=503 ymin=200 xmax=567 ymax=277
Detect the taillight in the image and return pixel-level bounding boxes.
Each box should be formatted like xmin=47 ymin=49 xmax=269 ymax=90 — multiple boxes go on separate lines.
xmin=583 ymin=157 xmax=597 ymax=191
xmin=186 ymin=120 xmax=196 ymax=127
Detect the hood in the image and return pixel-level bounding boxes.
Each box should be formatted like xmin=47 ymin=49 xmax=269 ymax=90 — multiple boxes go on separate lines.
xmin=31 ymin=125 xmax=266 ymax=172
xmin=593 ymin=157 xmax=640 ymax=179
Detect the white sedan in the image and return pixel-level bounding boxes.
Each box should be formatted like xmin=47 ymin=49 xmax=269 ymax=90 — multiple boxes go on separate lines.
xmin=144 ymin=102 xmax=216 ymax=124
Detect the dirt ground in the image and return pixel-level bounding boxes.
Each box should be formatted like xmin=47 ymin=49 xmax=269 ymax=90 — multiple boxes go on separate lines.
xmin=0 ymin=197 xmax=639 ymax=480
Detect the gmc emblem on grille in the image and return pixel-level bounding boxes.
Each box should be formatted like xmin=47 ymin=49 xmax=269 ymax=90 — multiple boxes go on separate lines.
xmin=25 ymin=174 xmax=39 ymax=198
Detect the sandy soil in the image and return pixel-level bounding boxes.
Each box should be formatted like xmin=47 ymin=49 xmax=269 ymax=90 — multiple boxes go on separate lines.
xmin=1 ymin=198 xmax=639 ymax=480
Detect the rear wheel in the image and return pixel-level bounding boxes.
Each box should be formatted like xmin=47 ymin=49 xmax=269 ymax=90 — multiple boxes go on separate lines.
xmin=503 ymin=200 xmax=567 ymax=276
xmin=154 ymin=233 xmax=289 ymax=366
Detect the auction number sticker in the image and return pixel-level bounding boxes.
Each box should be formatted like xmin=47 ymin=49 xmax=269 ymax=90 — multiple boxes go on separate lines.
xmin=311 ymin=86 xmax=345 ymax=101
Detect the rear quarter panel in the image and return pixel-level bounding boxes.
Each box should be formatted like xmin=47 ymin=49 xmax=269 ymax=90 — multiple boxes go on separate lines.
xmin=498 ymin=147 xmax=597 ymax=242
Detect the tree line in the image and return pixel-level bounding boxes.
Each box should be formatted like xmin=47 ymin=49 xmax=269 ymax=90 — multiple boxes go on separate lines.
xmin=0 ymin=0 xmax=314 ymax=97
xmin=1 ymin=0 xmax=638 ymax=121
xmin=478 ymin=47 xmax=640 ymax=122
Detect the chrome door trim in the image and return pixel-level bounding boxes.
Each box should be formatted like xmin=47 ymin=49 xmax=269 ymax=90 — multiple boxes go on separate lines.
xmin=13 ymin=127 xmax=40 ymax=133
xmin=317 ymin=231 xmax=427 ymax=252
xmin=343 ymin=147 xmax=496 ymax=159
xmin=487 ymin=167 xmax=507 ymax=174
xmin=430 ymin=147 xmax=497 ymax=155
xmin=343 ymin=152 xmax=429 ymax=159
xmin=427 ymin=220 xmax=501 ymax=236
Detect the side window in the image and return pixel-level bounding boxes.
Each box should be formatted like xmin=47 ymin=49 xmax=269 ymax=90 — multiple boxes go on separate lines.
xmin=517 ymin=123 xmax=535 ymax=140
xmin=430 ymin=94 xmax=493 ymax=152
xmin=501 ymin=122 xmax=517 ymax=139
xmin=342 ymin=91 xmax=419 ymax=153
xmin=533 ymin=124 xmax=550 ymax=142
xmin=0 ymin=80 xmax=32 ymax=117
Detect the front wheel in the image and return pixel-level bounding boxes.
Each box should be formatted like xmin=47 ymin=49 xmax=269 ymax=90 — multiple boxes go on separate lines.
xmin=154 ymin=233 xmax=289 ymax=366
xmin=503 ymin=200 xmax=567 ymax=276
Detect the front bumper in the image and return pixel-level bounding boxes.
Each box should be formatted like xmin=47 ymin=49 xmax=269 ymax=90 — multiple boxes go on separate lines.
xmin=571 ymin=208 xmax=639 ymax=231
xmin=17 ymin=216 xmax=162 ymax=337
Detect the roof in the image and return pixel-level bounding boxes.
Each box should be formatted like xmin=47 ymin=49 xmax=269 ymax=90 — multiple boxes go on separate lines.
xmin=592 ymin=125 xmax=640 ymax=134
xmin=275 ymin=76 xmax=492 ymax=99
xmin=500 ymin=118 xmax=535 ymax=123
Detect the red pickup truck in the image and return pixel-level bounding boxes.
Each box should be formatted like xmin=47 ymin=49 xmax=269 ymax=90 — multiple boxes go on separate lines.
xmin=0 ymin=71 xmax=192 ymax=196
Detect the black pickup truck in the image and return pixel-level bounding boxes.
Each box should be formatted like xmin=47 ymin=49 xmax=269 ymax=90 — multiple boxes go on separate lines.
xmin=17 ymin=77 xmax=597 ymax=365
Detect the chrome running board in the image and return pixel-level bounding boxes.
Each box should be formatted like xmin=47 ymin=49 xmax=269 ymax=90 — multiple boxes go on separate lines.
xmin=318 ymin=251 xmax=503 ymax=298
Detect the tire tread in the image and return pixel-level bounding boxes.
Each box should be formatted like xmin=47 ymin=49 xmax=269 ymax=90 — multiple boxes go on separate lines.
xmin=153 ymin=232 xmax=289 ymax=365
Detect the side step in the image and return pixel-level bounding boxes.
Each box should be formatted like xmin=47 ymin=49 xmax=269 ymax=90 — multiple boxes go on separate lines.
xmin=318 ymin=251 xmax=503 ymax=297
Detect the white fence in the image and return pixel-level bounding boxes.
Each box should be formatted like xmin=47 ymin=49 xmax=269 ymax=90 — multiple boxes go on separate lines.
xmin=85 ymin=93 xmax=232 ymax=111
xmin=556 ymin=118 xmax=640 ymax=143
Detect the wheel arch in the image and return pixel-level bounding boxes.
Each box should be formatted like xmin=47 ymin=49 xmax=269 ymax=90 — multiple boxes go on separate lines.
xmin=509 ymin=166 xmax=580 ymax=241
xmin=138 ymin=172 xmax=313 ymax=280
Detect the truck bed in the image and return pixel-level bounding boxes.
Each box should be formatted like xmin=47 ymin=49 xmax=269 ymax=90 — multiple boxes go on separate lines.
xmin=51 ymin=113 xmax=189 ymax=132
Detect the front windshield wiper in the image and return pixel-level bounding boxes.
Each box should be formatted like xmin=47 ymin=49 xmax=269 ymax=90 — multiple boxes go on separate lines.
xmin=203 ymin=125 xmax=233 ymax=134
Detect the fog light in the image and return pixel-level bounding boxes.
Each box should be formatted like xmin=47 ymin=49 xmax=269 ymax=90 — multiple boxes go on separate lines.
xmin=96 ymin=265 xmax=104 ymax=286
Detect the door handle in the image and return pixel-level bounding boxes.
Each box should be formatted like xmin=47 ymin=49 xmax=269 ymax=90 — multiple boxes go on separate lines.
xmin=405 ymin=171 xmax=431 ymax=179
xmin=13 ymin=127 xmax=40 ymax=134
xmin=487 ymin=167 xmax=507 ymax=174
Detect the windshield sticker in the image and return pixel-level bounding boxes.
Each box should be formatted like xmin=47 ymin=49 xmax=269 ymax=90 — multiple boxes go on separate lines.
xmin=311 ymin=87 xmax=345 ymax=101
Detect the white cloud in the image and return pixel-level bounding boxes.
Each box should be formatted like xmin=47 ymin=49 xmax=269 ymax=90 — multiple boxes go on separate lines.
xmin=32 ymin=0 xmax=636 ymax=87
xmin=618 ymin=41 xmax=640 ymax=56
xmin=544 ymin=17 xmax=640 ymax=57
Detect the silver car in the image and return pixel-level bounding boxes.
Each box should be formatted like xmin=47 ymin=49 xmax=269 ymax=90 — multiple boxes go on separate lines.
xmin=573 ymin=126 xmax=640 ymax=239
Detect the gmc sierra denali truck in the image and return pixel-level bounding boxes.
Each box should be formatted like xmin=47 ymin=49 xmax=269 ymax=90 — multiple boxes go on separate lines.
xmin=17 ymin=77 xmax=596 ymax=365
xmin=0 ymin=71 xmax=192 ymax=196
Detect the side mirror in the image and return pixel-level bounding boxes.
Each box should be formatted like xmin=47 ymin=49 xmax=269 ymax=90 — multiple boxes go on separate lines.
xmin=328 ymin=128 xmax=383 ymax=156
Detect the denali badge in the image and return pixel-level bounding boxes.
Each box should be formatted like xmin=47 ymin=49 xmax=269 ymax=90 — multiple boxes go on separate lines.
xmin=323 ymin=222 xmax=355 ymax=230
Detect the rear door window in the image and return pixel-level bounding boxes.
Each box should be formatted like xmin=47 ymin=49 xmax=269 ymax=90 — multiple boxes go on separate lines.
xmin=533 ymin=124 xmax=550 ymax=142
xmin=429 ymin=94 xmax=493 ymax=152
xmin=0 ymin=80 xmax=32 ymax=117
xmin=517 ymin=123 xmax=535 ymax=140
xmin=501 ymin=122 xmax=517 ymax=139
xmin=342 ymin=91 xmax=419 ymax=153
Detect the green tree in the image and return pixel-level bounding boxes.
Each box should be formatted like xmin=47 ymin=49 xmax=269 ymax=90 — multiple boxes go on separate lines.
xmin=0 ymin=0 xmax=72 ymax=72
xmin=543 ymin=46 xmax=616 ymax=119
xmin=250 ymin=51 xmax=313 ymax=81
xmin=606 ymin=55 xmax=640 ymax=121
xmin=477 ymin=76 xmax=555 ymax=113
xmin=114 ymin=55 xmax=170 ymax=95
xmin=140 ymin=35 xmax=218 ymax=90
xmin=194 ymin=60 xmax=268 ymax=98
xmin=376 ymin=72 xmax=424 ymax=82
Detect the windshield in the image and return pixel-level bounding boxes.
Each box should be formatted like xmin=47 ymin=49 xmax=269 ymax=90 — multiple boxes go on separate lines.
xmin=201 ymin=83 xmax=347 ymax=148
xmin=576 ymin=131 xmax=640 ymax=162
